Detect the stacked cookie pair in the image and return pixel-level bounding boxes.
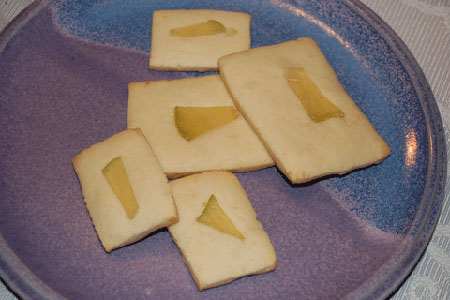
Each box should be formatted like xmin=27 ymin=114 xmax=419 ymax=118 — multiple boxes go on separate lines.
xmin=72 ymin=9 xmax=390 ymax=292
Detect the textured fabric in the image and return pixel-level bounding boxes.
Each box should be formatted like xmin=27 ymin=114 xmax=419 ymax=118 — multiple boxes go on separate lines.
xmin=0 ymin=0 xmax=449 ymax=299
xmin=0 ymin=0 xmax=32 ymax=30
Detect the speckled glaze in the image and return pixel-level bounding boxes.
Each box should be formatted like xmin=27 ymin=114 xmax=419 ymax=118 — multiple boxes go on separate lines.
xmin=0 ymin=0 xmax=445 ymax=299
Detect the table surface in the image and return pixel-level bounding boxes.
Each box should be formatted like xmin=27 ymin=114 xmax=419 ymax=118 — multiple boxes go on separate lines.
xmin=1 ymin=0 xmax=449 ymax=299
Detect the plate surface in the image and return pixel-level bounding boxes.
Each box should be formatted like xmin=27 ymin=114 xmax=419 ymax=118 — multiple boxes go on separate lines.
xmin=0 ymin=0 xmax=446 ymax=299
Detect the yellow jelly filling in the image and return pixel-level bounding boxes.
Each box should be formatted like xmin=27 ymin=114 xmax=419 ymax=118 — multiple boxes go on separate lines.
xmin=174 ymin=106 xmax=238 ymax=141
xmin=284 ymin=67 xmax=344 ymax=122
xmin=197 ymin=194 xmax=245 ymax=241
xmin=102 ymin=157 xmax=139 ymax=219
xmin=170 ymin=20 xmax=227 ymax=37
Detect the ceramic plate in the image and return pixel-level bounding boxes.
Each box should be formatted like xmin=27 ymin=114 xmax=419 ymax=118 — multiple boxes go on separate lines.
xmin=0 ymin=0 xmax=446 ymax=299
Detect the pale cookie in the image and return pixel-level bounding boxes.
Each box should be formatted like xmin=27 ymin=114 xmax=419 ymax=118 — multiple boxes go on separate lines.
xmin=218 ymin=37 xmax=390 ymax=184
xmin=72 ymin=129 xmax=178 ymax=252
xmin=149 ymin=9 xmax=250 ymax=71
xmin=168 ymin=171 xmax=276 ymax=291
xmin=127 ymin=75 xmax=274 ymax=178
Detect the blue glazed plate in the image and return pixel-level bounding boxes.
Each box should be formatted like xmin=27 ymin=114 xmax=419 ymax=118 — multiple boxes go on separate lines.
xmin=0 ymin=0 xmax=446 ymax=299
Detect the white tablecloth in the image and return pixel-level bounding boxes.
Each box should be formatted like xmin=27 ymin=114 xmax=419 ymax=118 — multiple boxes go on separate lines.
xmin=1 ymin=0 xmax=449 ymax=299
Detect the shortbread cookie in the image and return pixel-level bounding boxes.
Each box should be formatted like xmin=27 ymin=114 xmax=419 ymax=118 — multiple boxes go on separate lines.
xmin=72 ymin=129 xmax=178 ymax=252
xmin=218 ymin=37 xmax=390 ymax=184
xmin=127 ymin=75 xmax=274 ymax=178
xmin=168 ymin=171 xmax=276 ymax=291
xmin=149 ymin=9 xmax=250 ymax=71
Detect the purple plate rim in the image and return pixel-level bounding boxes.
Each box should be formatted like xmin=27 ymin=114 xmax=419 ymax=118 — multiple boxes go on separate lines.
xmin=343 ymin=1 xmax=446 ymax=299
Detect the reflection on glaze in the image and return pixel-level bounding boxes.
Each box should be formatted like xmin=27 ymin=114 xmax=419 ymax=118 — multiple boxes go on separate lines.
xmin=272 ymin=1 xmax=354 ymax=51
xmin=406 ymin=129 xmax=417 ymax=168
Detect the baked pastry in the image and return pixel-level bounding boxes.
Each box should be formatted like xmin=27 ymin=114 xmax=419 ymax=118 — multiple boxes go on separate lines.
xmin=127 ymin=75 xmax=274 ymax=178
xmin=218 ymin=37 xmax=390 ymax=183
xmin=149 ymin=9 xmax=251 ymax=71
xmin=72 ymin=128 xmax=178 ymax=252
xmin=168 ymin=171 xmax=276 ymax=291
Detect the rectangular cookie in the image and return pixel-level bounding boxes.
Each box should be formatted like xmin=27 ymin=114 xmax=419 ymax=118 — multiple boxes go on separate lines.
xmin=127 ymin=75 xmax=274 ymax=178
xmin=149 ymin=9 xmax=250 ymax=71
xmin=168 ymin=171 xmax=276 ymax=291
xmin=218 ymin=37 xmax=390 ymax=184
xmin=72 ymin=128 xmax=178 ymax=252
